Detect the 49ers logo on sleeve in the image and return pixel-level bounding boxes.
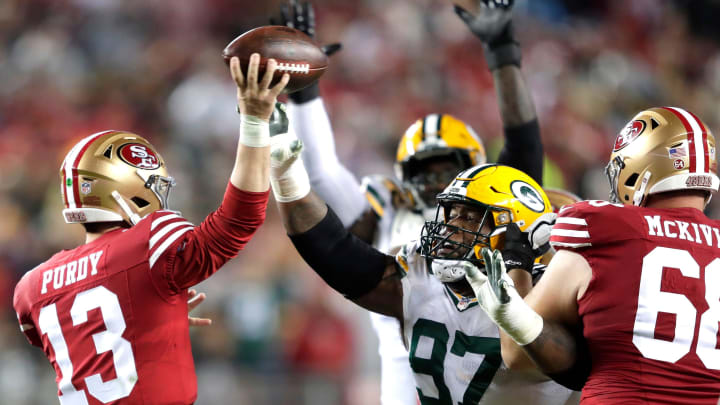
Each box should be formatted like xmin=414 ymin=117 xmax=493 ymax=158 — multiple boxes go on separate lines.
xmin=613 ymin=120 xmax=646 ymax=151
xmin=118 ymin=143 xmax=160 ymax=169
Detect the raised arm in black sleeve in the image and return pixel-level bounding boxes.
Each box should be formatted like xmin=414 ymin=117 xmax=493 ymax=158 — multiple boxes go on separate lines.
xmin=496 ymin=119 xmax=543 ymax=185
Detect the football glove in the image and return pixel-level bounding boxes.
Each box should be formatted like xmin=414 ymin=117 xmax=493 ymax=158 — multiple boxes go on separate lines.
xmin=269 ymin=107 xmax=310 ymax=202
xmin=495 ymin=212 xmax=557 ymax=273
xmin=270 ymin=0 xmax=342 ymax=103
xmin=454 ymin=0 xmax=521 ymax=70
xmin=465 ymin=247 xmax=543 ymax=345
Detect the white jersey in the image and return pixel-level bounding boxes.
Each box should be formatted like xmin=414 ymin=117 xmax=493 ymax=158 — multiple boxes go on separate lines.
xmin=363 ymin=174 xmax=425 ymax=405
xmin=397 ymin=241 xmax=580 ymax=405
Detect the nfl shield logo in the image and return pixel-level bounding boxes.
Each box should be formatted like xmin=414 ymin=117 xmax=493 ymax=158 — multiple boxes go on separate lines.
xmin=81 ymin=181 xmax=91 ymax=195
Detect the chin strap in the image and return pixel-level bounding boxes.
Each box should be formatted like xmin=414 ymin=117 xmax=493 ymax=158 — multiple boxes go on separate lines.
xmin=112 ymin=190 xmax=141 ymax=225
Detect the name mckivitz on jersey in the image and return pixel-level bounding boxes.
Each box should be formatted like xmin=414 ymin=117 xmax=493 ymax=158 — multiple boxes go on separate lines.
xmin=40 ymin=251 xmax=104 ymax=294
xmin=645 ymin=215 xmax=720 ymax=246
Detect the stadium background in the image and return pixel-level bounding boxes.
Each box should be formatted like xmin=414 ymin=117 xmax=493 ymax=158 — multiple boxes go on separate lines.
xmin=1 ymin=0 xmax=720 ymax=403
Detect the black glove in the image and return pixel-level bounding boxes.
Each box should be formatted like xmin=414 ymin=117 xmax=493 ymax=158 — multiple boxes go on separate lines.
xmin=269 ymin=102 xmax=289 ymax=137
xmin=270 ymin=0 xmax=342 ymax=104
xmin=500 ymin=222 xmax=535 ymax=274
xmin=454 ymin=0 xmax=521 ymax=70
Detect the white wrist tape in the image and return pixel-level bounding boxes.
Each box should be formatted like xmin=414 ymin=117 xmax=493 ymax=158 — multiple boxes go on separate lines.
xmin=240 ymin=114 xmax=270 ymax=147
xmin=270 ymin=133 xmax=311 ymax=202
xmin=477 ymin=281 xmax=544 ymax=346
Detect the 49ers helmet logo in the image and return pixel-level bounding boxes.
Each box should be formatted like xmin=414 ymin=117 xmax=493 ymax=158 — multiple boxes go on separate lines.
xmin=613 ymin=120 xmax=646 ymax=151
xmin=118 ymin=143 xmax=160 ymax=169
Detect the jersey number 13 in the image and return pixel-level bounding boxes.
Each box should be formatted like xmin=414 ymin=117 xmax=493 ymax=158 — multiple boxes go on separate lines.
xmin=38 ymin=286 xmax=138 ymax=404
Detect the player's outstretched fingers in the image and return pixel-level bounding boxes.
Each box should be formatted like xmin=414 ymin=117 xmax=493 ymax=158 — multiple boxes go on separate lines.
xmin=259 ymin=58 xmax=277 ymax=91
xmin=230 ymin=57 xmax=244 ymax=89
xmin=270 ymin=73 xmax=290 ymax=98
xmin=247 ymin=53 xmax=260 ymax=92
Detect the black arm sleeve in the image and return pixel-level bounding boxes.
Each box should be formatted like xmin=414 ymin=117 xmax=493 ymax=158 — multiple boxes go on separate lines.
xmin=289 ymin=206 xmax=389 ymax=299
xmin=496 ymin=119 xmax=543 ymax=186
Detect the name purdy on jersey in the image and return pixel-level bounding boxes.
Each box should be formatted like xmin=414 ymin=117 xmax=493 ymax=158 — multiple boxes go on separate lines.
xmin=40 ymin=250 xmax=104 ymax=294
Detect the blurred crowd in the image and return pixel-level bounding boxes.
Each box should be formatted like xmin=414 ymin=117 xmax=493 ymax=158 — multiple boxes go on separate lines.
xmin=1 ymin=0 xmax=720 ymax=403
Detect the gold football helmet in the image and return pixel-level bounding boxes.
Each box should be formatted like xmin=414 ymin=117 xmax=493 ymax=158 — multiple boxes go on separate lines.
xmin=606 ymin=107 xmax=719 ymax=206
xmin=545 ymin=188 xmax=582 ymax=212
xmin=60 ymin=130 xmax=175 ymax=225
xmin=394 ymin=114 xmax=486 ymax=210
xmin=420 ymin=164 xmax=551 ymax=281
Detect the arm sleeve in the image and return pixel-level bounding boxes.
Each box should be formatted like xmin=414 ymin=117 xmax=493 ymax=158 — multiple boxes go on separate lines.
xmin=288 ymin=98 xmax=368 ymax=227
xmin=150 ymin=182 xmax=269 ymax=293
xmin=496 ymin=119 xmax=543 ymax=186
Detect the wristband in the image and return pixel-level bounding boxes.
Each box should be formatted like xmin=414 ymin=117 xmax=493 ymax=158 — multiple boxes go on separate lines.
xmin=240 ymin=114 xmax=270 ymax=147
xmin=475 ymin=279 xmax=544 ymax=346
xmin=484 ymin=42 xmax=522 ymax=70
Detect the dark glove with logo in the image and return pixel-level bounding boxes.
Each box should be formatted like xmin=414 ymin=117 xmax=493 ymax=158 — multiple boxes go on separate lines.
xmin=501 ymin=222 xmax=535 ymax=274
xmin=454 ymin=0 xmax=520 ymax=70
xmin=270 ymin=0 xmax=342 ymax=104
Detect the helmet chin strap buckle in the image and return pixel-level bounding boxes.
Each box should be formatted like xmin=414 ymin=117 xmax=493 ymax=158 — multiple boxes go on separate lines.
xmin=431 ymin=259 xmax=480 ymax=283
xmin=633 ymin=171 xmax=652 ymax=206
xmin=112 ymin=190 xmax=142 ymax=225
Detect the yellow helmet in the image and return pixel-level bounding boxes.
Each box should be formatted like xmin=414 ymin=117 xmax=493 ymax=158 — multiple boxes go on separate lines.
xmin=394 ymin=114 xmax=486 ymax=209
xmin=60 ymin=130 xmax=175 ymax=225
xmin=545 ymin=188 xmax=582 ymax=212
xmin=420 ymin=164 xmax=551 ymax=279
xmin=605 ymin=107 xmax=719 ymax=206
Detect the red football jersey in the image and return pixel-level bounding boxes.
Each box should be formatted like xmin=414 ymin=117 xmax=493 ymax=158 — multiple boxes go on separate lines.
xmin=13 ymin=183 xmax=268 ymax=405
xmin=551 ymin=200 xmax=720 ymax=405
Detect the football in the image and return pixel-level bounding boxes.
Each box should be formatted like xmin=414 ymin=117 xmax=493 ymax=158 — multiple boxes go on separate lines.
xmin=223 ymin=26 xmax=328 ymax=94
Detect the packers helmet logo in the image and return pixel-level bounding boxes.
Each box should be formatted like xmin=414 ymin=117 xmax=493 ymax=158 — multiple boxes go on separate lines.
xmin=118 ymin=143 xmax=160 ymax=169
xmin=613 ymin=120 xmax=646 ymax=151
xmin=511 ymin=181 xmax=545 ymax=212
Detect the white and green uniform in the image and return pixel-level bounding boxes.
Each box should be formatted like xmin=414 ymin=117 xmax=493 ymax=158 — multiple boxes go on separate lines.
xmin=362 ymin=174 xmax=427 ymax=405
xmin=397 ymin=241 xmax=579 ymax=405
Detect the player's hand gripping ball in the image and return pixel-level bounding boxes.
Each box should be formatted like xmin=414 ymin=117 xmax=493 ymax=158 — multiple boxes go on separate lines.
xmin=223 ymin=26 xmax=328 ymax=94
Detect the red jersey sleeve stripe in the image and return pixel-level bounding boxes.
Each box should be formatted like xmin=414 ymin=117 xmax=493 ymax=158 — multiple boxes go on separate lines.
xmin=149 ymin=221 xmax=194 ymax=249
xmin=556 ymin=217 xmax=587 ymax=226
xmin=551 ymin=228 xmax=590 ymax=238
xmin=150 ymin=212 xmax=183 ymax=230
xmin=149 ymin=226 xmax=194 ymax=268
xmin=550 ymin=240 xmax=592 ymax=248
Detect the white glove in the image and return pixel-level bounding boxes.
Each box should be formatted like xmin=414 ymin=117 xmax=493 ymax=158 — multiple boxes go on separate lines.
xmin=270 ymin=131 xmax=311 ymax=202
xmin=465 ymin=247 xmax=543 ymax=346
xmin=526 ymin=212 xmax=557 ymax=253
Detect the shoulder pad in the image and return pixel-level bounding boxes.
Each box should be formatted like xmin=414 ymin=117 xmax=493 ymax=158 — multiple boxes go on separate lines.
xmin=550 ymin=200 xmax=641 ymax=250
xmin=360 ymin=175 xmax=408 ymax=218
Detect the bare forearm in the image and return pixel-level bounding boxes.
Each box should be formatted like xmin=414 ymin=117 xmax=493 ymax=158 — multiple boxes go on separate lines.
xmin=230 ymin=145 xmax=270 ymax=192
xmin=522 ymin=321 xmax=577 ymax=374
xmin=278 ymin=191 xmax=328 ymax=235
xmin=492 ymin=65 xmax=536 ymax=127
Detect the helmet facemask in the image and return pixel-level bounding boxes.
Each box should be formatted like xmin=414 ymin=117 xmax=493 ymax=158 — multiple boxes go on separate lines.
xmin=420 ymin=201 xmax=511 ymax=282
xmin=604 ymin=155 xmax=625 ymax=204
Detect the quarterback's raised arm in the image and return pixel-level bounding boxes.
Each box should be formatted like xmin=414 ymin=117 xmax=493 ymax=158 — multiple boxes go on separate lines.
xmin=270 ymin=133 xmax=403 ymax=319
xmin=229 ymin=54 xmax=289 ymax=191
xmin=455 ymin=0 xmax=542 ymax=184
